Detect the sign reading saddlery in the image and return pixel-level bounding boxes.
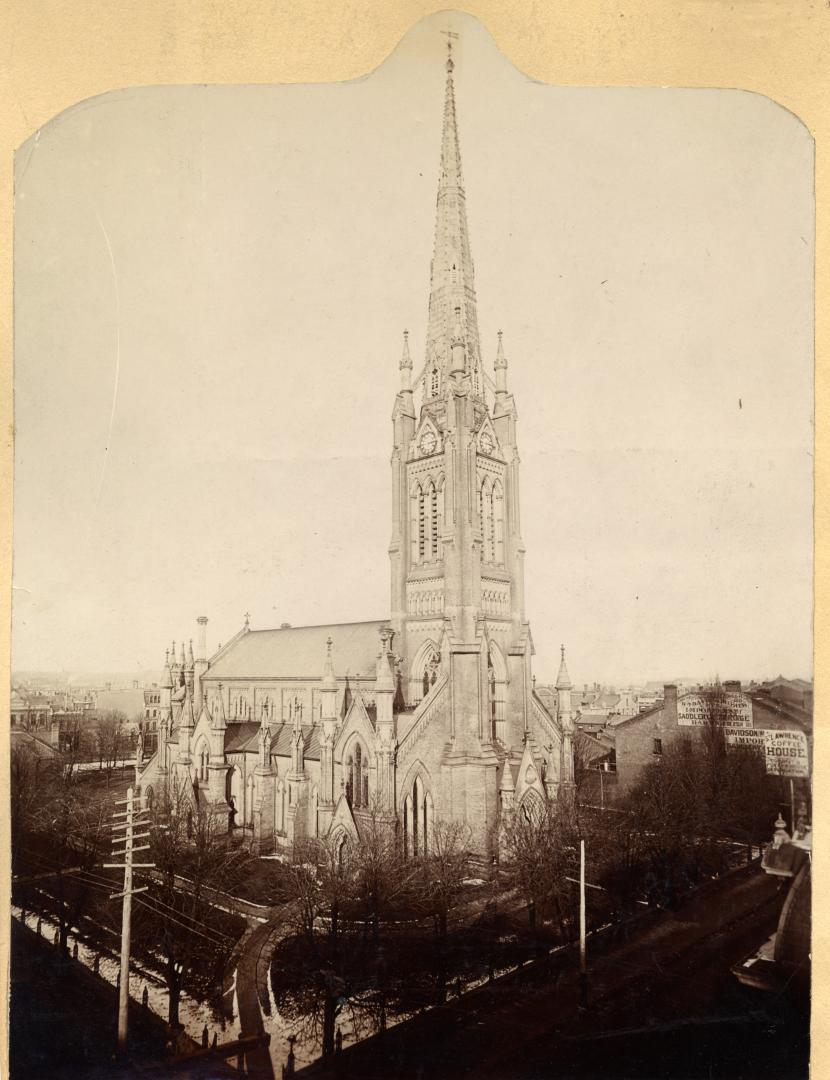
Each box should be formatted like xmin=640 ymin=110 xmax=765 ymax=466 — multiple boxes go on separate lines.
xmin=677 ymin=692 xmax=753 ymax=728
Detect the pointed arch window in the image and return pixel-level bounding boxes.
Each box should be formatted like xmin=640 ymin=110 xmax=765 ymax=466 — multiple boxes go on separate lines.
xmin=346 ymin=741 xmax=370 ymax=809
xmin=404 ymin=776 xmax=433 ymax=859
xmin=421 ymin=648 xmax=441 ymax=700
xmin=430 ymin=365 xmax=440 ymax=397
xmin=198 ymin=741 xmax=210 ymax=782
xmin=493 ymin=481 xmax=505 ymax=564
xmin=488 ymin=646 xmax=506 ymax=742
xmin=436 ymin=478 xmax=445 ymax=558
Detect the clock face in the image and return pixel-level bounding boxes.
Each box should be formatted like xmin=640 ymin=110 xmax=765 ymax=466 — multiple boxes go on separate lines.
xmin=480 ymin=431 xmax=494 ymax=455
xmin=419 ymin=430 xmax=437 ymax=455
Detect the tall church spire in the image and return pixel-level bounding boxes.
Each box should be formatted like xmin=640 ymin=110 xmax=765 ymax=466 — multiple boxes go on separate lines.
xmin=424 ymin=38 xmax=482 ymax=400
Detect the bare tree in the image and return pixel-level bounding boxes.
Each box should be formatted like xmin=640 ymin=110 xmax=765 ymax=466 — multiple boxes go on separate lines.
xmin=95 ymin=709 xmax=128 ymax=776
xmin=139 ymin=776 xmax=246 ymax=1026
xmin=353 ymin=798 xmax=418 ymax=945
xmin=502 ymin=794 xmax=581 ymax=943
xmin=12 ymin=748 xmax=109 ymax=950
xmin=414 ymin=819 xmax=470 ymax=1000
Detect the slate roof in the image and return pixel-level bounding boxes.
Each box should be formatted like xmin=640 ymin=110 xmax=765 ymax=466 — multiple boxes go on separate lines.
xmin=605 ymin=702 xmax=664 ymax=730
xmin=269 ymin=722 xmax=321 ymax=761
xmin=222 ymin=720 xmax=323 ymax=761
xmin=224 ymin=721 xmax=261 ymax=753
xmin=10 ymin=728 xmax=62 ymax=758
xmin=206 ymin=620 xmax=387 ymax=680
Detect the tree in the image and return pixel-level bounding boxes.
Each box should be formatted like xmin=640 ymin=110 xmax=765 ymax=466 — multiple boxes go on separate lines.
xmin=621 ymin=687 xmax=784 ymax=905
xmin=11 ymin=743 xmax=109 ymax=950
xmin=413 ymin=819 xmax=470 ymax=998
xmin=95 ymin=709 xmax=129 ymax=775
xmin=58 ymin=714 xmax=96 ymax=778
xmin=502 ymin=794 xmax=579 ymax=943
xmin=352 ymin=799 xmax=417 ymax=945
xmin=139 ymin=777 xmax=247 ymax=1026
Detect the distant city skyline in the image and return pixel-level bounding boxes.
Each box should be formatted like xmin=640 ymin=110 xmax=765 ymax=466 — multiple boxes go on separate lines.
xmin=12 ymin=15 xmax=813 ymax=685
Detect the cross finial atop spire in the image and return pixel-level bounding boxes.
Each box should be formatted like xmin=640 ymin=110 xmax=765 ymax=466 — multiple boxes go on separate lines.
xmin=556 ymin=645 xmax=572 ymax=690
xmin=495 ymin=329 xmax=507 ymax=380
xmin=244 ymin=611 xmax=251 ymax=628
xmin=442 ymin=28 xmax=458 ymax=72
xmin=400 ymin=329 xmax=412 ymax=373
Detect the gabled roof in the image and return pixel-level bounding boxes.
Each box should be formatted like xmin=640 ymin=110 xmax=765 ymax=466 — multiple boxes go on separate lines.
xmin=10 ymin=729 xmax=61 ymax=758
xmin=270 ymin=722 xmax=322 ymax=761
xmin=224 ymin=722 xmax=261 ymax=753
xmin=606 ymin=701 xmax=664 ymax=730
xmin=205 ymin=620 xmax=387 ymax=680
xmin=223 ymin=719 xmax=324 ymax=759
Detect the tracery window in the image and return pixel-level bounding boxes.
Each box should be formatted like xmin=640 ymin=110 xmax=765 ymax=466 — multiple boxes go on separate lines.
xmin=421 ymin=648 xmax=441 ymax=699
xmin=479 ymin=477 xmax=505 ymax=566
xmin=198 ymin=742 xmax=210 ymax=782
xmin=403 ymin=776 xmax=433 ymax=859
xmin=345 ymin=741 xmax=370 ymax=809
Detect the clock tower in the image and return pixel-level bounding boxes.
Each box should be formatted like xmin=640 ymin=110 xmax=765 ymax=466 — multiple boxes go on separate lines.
xmin=389 ymin=40 xmax=531 ymax=763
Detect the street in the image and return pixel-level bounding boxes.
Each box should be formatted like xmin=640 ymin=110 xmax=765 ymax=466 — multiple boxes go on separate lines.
xmin=306 ymin=865 xmax=807 ymax=1080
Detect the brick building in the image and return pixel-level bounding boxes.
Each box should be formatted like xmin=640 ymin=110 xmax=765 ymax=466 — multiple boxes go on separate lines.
xmin=607 ymin=681 xmax=811 ymax=799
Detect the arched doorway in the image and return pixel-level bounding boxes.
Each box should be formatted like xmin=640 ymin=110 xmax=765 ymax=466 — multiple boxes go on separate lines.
xmin=226 ymin=765 xmax=242 ymax=829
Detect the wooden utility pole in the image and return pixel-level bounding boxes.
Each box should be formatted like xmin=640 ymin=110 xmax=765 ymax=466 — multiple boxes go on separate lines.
xmin=105 ymin=785 xmax=153 ymax=1052
xmin=579 ymin=838 xmax=588 ymax=1009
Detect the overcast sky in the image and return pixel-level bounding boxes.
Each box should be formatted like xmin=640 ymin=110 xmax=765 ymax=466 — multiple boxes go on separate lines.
xmin=12 ymin=12 xmax=813 ymax=687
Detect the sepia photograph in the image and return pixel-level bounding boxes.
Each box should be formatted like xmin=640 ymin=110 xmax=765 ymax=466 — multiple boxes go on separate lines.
xmin=8 ymin=9 xmax=813 ymax=1079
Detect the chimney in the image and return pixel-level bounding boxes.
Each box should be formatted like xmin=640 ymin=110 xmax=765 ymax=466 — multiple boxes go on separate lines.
xmin=196 ymin=616 xmax=208 ymax=662
xmin=661 ymin=684 xmax=678 ymax=729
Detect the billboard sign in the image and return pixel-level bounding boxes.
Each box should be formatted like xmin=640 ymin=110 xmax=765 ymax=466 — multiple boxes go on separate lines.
xmin=677 ymin=691 xmax=753 ymax=728
xmin=725 ymin=726 xmax=810 ymax=777
xmin=762 ymin=729 xmax=810 ymax=778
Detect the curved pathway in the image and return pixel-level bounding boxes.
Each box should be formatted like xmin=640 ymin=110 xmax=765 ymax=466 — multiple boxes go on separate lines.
xmin=225 ymin=904 xmax=297 ymax=1080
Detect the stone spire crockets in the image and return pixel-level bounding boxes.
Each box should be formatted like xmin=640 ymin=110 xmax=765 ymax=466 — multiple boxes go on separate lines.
xmin=424 ymin=39 xmax=482 ymax=400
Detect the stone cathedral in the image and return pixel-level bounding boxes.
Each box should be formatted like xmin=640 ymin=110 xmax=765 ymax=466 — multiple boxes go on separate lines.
xmin=137 ymin=44 xmax=575 ymax=857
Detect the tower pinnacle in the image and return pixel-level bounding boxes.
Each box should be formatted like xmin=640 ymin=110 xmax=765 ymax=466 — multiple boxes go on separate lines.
xmin=399 ymin=329 xmax=412 ymax=390
xmin=556 ymin=645 xmax=572 ymax=691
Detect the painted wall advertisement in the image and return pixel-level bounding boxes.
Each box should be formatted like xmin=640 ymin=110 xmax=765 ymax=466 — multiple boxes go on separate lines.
xmin=760 ymin=728 xmax=810 ymax=778
xmin=677 ymin=692 xmax=753 ymax=728
xmin=677 ymin=692 xmax=809 ymax=777
xmin=724 ymin=726 xmax=810 ymax=777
